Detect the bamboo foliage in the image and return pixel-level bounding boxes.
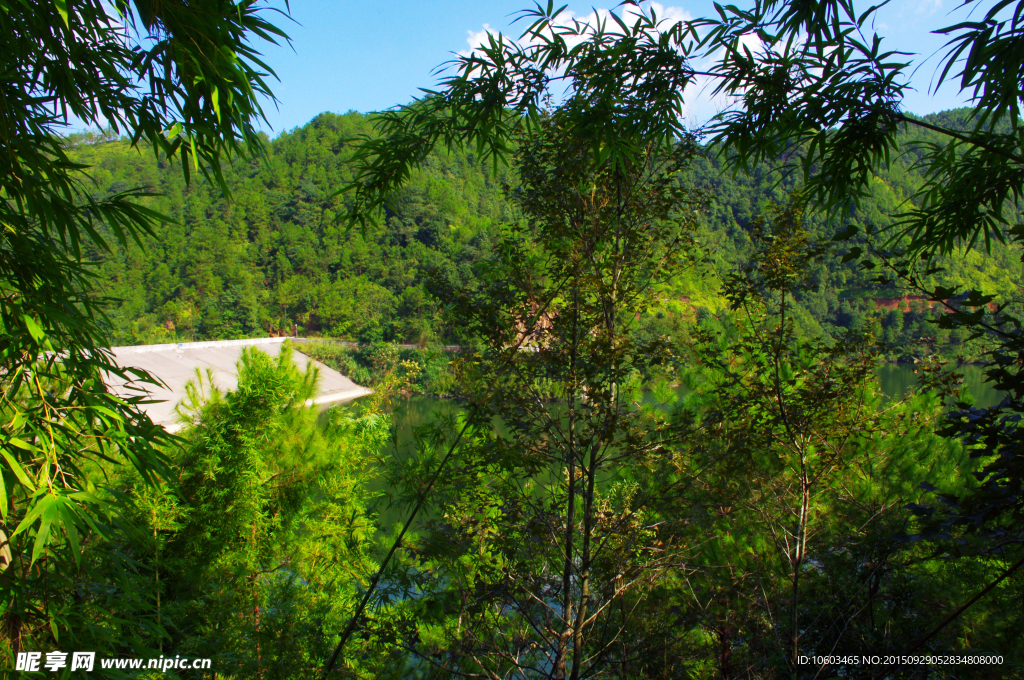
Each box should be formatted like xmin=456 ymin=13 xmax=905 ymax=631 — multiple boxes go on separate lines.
xmin=0 ymin=0 xmax=290 ymax=662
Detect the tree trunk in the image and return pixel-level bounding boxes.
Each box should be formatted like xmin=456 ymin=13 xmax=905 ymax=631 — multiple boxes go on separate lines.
xmin=556 ymin=288 xmax=582 ymax=680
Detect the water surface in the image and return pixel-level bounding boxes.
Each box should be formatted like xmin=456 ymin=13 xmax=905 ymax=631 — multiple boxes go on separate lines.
xmin=357 ymin=363 xmax=1007 ymax=436
xmin=875 ymin=363 xmax=1003 ymax=408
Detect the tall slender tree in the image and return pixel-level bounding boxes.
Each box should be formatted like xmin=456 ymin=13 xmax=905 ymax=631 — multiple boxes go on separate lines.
xmin=375 ymin=111 xmax=707 ymax=678
xmin=341 ymin=0 xmax=1024 ymax=657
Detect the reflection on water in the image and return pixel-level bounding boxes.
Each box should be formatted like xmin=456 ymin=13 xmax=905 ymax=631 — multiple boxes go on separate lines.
xmin=351 ymin=363 xmax=1006 ymax=439
xmin=346 ymin=363 xmax=1006 ymax=533
xmin=875 ymin=363 xmax=1004 ymax=409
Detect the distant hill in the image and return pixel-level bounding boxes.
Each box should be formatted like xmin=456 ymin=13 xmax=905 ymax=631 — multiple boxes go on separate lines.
xmin=68 ymin=108 xmax=1023 ymax=358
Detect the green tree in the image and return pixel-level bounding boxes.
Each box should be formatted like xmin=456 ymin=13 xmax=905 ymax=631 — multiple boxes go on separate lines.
xmin=339 ymin=0 xmax=1024 ymax=661
xmin=0 ymin=0 xmax=290 ymax=663
xmin=671 ymin=200 xmax=1009 ymax=678
xmin=324 ymin=10 xmax=719 ymax=673
xmin=684 ymin=0 xmax=1024 ymax=577
xmin=124 ymin=346 xmax=391 ymax=678
xmin=56 ymin=104 xmax=1019 ymax=358
xmin=378 ymin=114 xmax=706 ymax=678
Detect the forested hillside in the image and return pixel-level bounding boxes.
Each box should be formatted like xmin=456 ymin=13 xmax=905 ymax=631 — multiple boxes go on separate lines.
xmin=70 ymin=108 xmax=1023 ymax=357
xmin=12 ymin=1 xmax=1024 ymax=676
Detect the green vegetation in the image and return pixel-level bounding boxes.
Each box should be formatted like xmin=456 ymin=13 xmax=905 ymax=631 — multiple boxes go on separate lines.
xmin=71 ymin=108 xmax=1021 ymax=362
xmin=0 ymin=0 xmax=294 ymax=669
xmin=121 ymin=346 xmax=392 ymax=678
xmin=4 ymin=0 xmax=1024 ymax=677
xmin=368 ymin=113 xmax=710 ymax=677
xmin=319 ymin=1 xmax=1024 ymax=676
xmin=70 ymin=113 xmax=514 ymax=347
xmin=300 ymin=341 xmax=458 ymax=396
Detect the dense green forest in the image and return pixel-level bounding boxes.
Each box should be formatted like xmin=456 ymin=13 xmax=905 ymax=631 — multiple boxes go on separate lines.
xmin=10 ymin=1 xmax=1024 ymax=678
xmin=71 ymin=108 xmax=1022 ymax=360
xmin=35 ymin=104 xmax=1018 ymax=679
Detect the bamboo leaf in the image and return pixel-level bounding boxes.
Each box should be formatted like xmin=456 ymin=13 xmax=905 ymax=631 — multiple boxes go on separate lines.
xmin=22 ymin=315 xmax=45 ymax=343
xmin=30 ymin=499 xmax=61 ymax=566
xmin=1 ymin=445 xmax=37 ymax=490
xmin=52 ymin=0 xmax=68 ymax=27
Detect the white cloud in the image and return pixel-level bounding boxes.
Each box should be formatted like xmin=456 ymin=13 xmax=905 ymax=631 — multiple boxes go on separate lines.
xmin=457 ymin=1 xmax=728 ymax=127
xmin=461 ymin=1 xmax=694 ymax=56
xmin=648 ymin=2 xmax=692 ymax=24
xmin=463 ymin=23 xmax=499 ymax=54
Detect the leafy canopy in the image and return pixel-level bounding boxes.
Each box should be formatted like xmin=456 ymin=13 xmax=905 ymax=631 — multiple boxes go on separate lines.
xmin=0 ymin=0 xmax=290 ymax=659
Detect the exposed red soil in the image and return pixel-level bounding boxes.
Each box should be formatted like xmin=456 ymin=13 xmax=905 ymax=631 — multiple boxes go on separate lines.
xmin=873 ymin=296 xmax=932 ymax=311
xmin=872 ymin=295 xmax=997 ymax=312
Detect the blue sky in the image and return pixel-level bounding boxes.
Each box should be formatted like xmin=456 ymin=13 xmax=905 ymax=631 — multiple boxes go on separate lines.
xmin=254 ymin=0 xmax=975 ymax=137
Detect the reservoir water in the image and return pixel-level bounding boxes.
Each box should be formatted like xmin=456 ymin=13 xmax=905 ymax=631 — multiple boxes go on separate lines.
xmin=354 ymin=362 xmax=1005 ymax=530
xmin=360 ymin=362 xmax=1005 ymax=446
xmin=875 ymin=363 xmax=1003 ymax=409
